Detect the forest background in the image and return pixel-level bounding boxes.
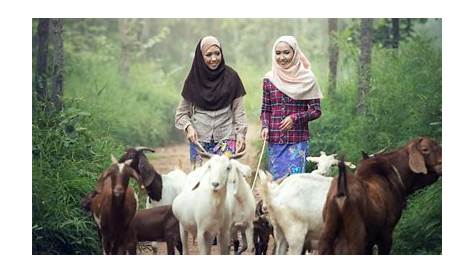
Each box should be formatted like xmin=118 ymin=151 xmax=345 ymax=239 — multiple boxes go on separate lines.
xmin=31 ymin=18 xmax=442 ymax=255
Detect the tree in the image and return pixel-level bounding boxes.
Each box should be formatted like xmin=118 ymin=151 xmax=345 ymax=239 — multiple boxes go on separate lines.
xmin=328 ymin=18 xmax=339 ymax=97
xmin=51 ymin=19 xmax=64 ymax=109
xmin=357 ymin=18 xmax=374 ymax=115
xmin=35 ymin=19 xmax=49 ymax=102
xmin=118 ymin=19 xmax=134 ymax=81
xmin=391 ymin=18 xmax=400 ymax=48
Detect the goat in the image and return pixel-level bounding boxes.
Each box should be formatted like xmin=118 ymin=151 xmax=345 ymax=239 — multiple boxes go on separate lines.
xmin=226 ymin=159 xmax=256 ymax=255
xmin=118 ymin=147 xmax=187 ymax=253
xmin=172 ymin=155 xmax=233 ymax=255
xmin=253 ymin=200 xmax=274 ymax=255
xmin=118 ymin=147 xmax=187 ymax=206
xmin=82 ymin=155 xmax=141 ymax=254
xmin=128 ymin=205 xmax=183 ymax=255
xmin=257 ymin=169 xmax=333 ymax=255
xmin=318 ymin=137 xmax=442 ymax=254
xmin=307 ymin=151 xmax=355 ymax=176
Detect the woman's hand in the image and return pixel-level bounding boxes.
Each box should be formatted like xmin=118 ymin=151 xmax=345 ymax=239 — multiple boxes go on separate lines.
xmin=236 ymin=137 xmax=246 ymax=153
xmin=261 ymin=128 xmax=269 ymax=141
xmin=186 ymin=125 xmax=198 ymax=144
xmin=279 ymin=116 xmax=294 ymax=131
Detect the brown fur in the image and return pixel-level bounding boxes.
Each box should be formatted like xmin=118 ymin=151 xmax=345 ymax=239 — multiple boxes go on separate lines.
xmin=319 ymin=137 xmax=442 ymax=254
xmin=88 ymin=163 xmax=141 ymax=254
xmin=128 ymin=205 xmax=183 ymax=255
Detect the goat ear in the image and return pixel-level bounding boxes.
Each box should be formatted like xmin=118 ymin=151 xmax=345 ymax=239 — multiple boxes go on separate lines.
xmin=320 ymin=151 xmax=326 ymax=156
xmin=232 ymin=159 xmax=251 ymax=177
xmin=263 ymin=170 xmax=273 ymax=181
xmin=344 ymin=161 xmax=356 ymax=169
xmin=408 ymin=139 xmax=427 ymax=174
xmin=124 ymin=159 xmax=133 ymax=166
xmin=111 ymin=154 xmax=118 ymax=164
xmin=95 ymin=167 xmax=114 ymax=192
xmin=257 ymin=170 xmax=268 ymax=183
xmin=306 ymin=156 xmax=319 ymax=163
xmin=128 ymin=167 xmax=141 ymax=183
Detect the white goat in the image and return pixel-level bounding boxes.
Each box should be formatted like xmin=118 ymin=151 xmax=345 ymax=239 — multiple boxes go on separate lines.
xmin=172 ymin=155 xmax=233 ymax=255
xmin=307 ymin=151 xmax=355 ymax=177
xmin=227 ymin=159 xmax=256 ymax=254
xmin=258 ymin=169 xmax=332 ymax=255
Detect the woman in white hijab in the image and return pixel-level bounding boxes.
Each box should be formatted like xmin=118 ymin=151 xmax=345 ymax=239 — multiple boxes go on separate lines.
xmin=260 ymin=36 xmax=323 ymax=180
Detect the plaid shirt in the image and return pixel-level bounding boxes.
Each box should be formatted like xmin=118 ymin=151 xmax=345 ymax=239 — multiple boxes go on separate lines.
xmin=260 ymin=78 xmax=321 ymax=144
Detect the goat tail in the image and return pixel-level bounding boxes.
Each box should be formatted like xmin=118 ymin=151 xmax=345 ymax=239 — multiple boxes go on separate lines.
xmin=335 ymin=158 xmax=348 ymax=211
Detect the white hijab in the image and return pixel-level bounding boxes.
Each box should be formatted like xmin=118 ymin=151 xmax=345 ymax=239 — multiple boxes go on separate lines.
xmin=264 ymin=36 xmax=323 ymax=100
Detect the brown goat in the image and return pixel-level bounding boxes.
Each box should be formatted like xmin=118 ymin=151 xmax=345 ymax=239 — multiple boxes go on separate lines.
xmin=128 ymin=205 xmax=183 ymax=255
xmin=86 ymin=157 xmax=142 ymax=254
xmin=318 ymin=137 xmax=442 ymax=255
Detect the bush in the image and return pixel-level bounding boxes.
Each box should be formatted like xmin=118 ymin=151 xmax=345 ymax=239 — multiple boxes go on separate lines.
xmin=32 ymin=98 xmax=125 ymax=254
xmin=392 ymin=181 xmax=442 ymax=254
xmin=308 ymin=34 xmax=442 ymax=253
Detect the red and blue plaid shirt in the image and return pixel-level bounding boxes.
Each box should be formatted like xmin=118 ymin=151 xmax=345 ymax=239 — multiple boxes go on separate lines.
xmin=260 ymin=78 xmax=321 ymax=144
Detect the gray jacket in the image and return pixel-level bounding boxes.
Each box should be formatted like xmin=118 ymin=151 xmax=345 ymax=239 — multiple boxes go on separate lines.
xmin=175 ymin=96 xmax=247 ymax=143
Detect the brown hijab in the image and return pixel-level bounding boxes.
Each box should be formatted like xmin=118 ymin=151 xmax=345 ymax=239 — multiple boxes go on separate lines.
xmin=181 ymin=37 xmax=246 ymax=111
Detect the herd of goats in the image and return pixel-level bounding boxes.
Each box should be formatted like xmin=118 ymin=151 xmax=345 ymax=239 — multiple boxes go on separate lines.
xmin=80 ymin=137 xmax=442 ymax=255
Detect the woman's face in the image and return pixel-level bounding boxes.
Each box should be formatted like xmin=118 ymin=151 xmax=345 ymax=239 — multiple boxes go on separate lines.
xmin=202 ymin=45 xmax=222 ymax=70
xmin=275 ymin=42 xmax=294 ymax=69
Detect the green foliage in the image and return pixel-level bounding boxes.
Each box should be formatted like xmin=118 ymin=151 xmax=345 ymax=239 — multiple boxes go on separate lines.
xmin=64 ymin=55 xmax=181 ymax=147
xmin=309 ymin=32 xmax=441 ymax=254
xmin=32 ymin=98 xmax=124 ymax=254
xmin=392 ymin=181 xmax=442 ymax=254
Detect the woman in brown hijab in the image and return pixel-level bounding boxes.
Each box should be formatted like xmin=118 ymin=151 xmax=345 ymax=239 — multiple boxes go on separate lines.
xmin=175 ymin=36 xmax=248 ymax=169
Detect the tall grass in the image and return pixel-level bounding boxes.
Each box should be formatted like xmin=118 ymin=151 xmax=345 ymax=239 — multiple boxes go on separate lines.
xmin=32 ymin=98 xmax=125 ymax=254
xmin=308 ymin=34 xmax=442 ymax=254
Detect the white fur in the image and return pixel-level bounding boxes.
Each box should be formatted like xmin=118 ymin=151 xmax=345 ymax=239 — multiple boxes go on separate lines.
xmin=307 ymin=151 xmax=355 ymax=176
xmin=227 ymin=159 xmax=256 ymax=254
xmin=258 ymin=171 xmax=333 ymax=255
xmin=172 ymin=155 xmax=233 ymax=255
xmin=145 ymin=169 xmax=187 ymax=208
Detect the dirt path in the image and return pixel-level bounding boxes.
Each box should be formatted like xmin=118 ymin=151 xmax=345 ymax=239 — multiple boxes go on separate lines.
xmin=137 ymin=121 xmax=276 ymax=255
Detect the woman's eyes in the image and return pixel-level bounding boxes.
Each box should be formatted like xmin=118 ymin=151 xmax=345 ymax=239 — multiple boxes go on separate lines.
xmin=205 ymin=52 xmax=220 ymax=57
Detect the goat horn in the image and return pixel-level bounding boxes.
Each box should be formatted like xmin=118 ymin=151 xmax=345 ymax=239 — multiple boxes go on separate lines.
xmin=370 ymin=147 xmax=388 ymax=157
xmin=194 ymin=142 xmax=214 ymax=159
xmin=111 ymin=154 xmax=118 ymax=164
xmin=229 ymin=149 xmax=246 ymax=159
xmin=135 ymin=146 xmax=155 ymax=153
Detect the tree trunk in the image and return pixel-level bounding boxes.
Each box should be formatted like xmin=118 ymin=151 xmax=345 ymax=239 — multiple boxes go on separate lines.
xmin=391 ymin=18 xmax=400 ymax=48
xmin=35 ymin=18 xmax=49 ymax=102
xmin=51 ymin=18 xmax=64 ymax=110
xmin=357 ymin=18 xmax=374 ymax=115
xmin=328 ymin=18 xmax=339 ymax=97
xmin=119 ymin=19 xmax=134 ymax=81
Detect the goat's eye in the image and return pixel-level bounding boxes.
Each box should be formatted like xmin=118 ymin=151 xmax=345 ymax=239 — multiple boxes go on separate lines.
xmin=227 ymin=166 xmax=231 ymax=171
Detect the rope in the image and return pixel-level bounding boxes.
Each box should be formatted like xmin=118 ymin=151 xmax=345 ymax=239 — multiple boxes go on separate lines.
xmin=251 ymin=139 xmax=267 ymax=191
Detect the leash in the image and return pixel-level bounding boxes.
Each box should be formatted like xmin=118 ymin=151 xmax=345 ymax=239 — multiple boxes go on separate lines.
xmin=251 ymin=139 xmax=267 ymax=191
